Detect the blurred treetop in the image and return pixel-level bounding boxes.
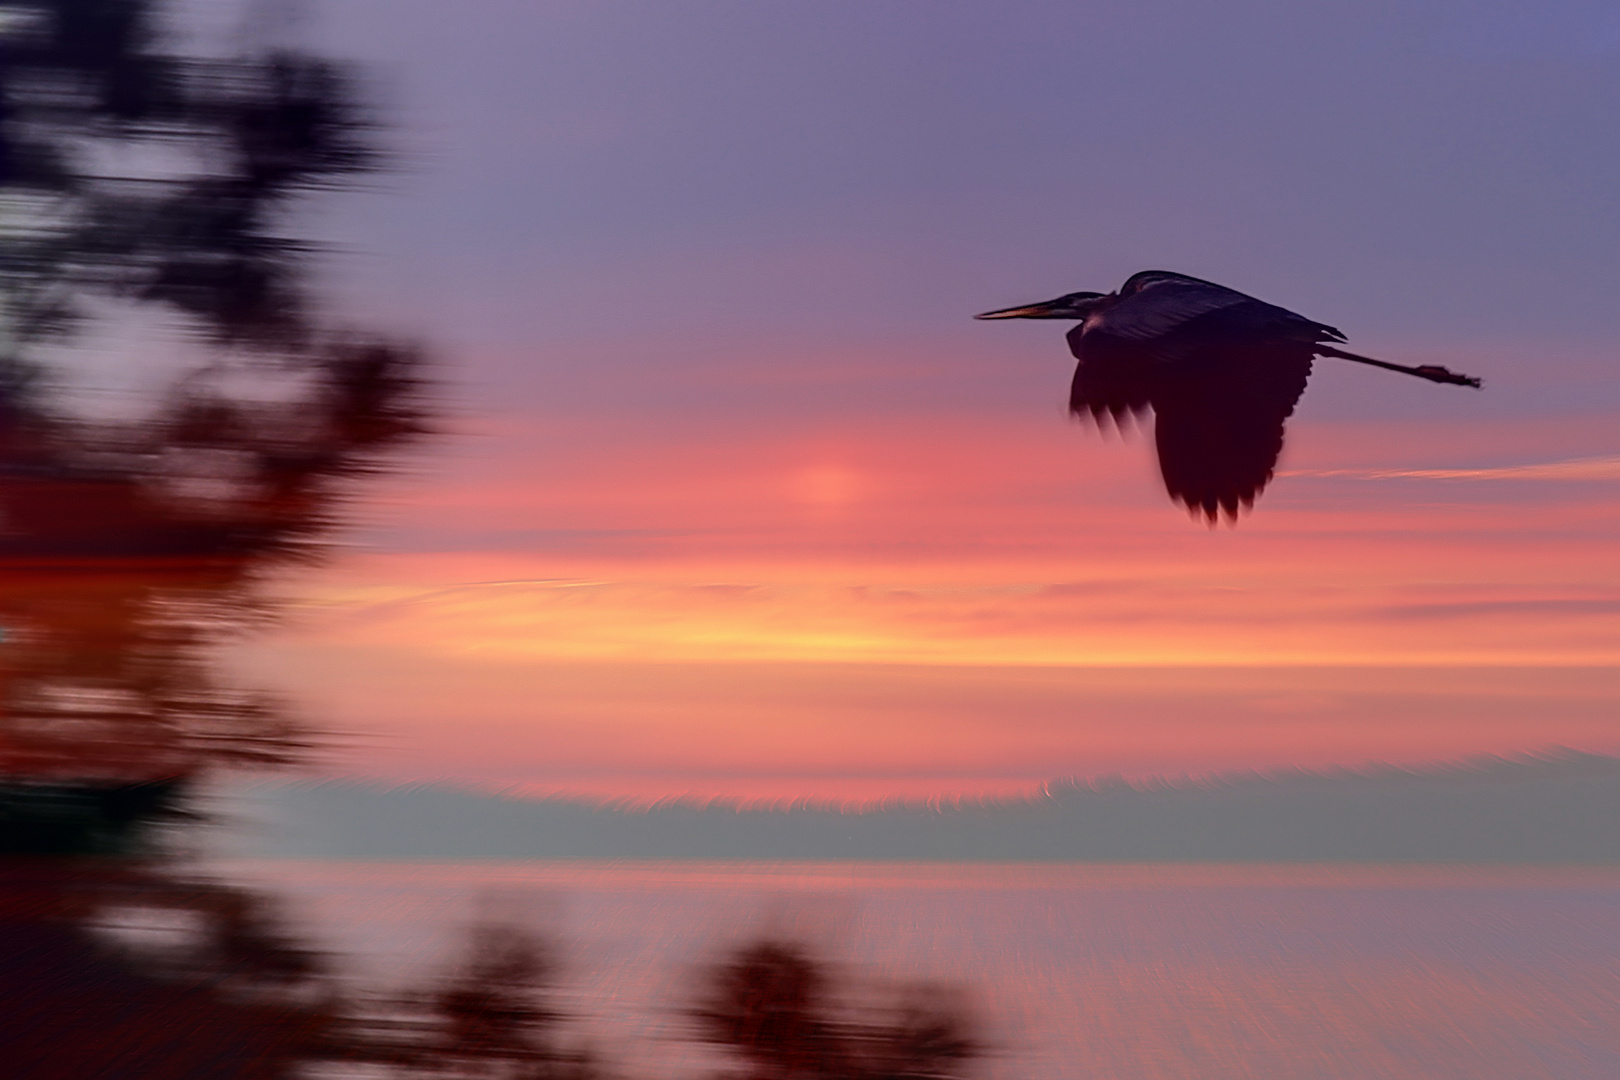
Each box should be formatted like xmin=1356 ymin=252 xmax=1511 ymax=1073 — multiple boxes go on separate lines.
xmin=0 ymin=0 xmax=380 ymax=361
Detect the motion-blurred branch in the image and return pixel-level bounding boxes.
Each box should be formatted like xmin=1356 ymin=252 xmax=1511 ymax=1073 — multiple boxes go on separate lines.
xmin=695 ymin=939 xmax=983 ymax=1080
xmin=0 ymin=0 xmax=380 ymax=352
xmin=0 ymin=0 xmax=435 ymax=792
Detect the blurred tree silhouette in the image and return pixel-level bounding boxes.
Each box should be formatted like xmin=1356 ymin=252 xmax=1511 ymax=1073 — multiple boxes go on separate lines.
xmin=0 ymin=0 xmax=432 ymax=797
xmin=0 ymin=4 xmax=440 ymax=1070
xmin=353 ymin=920 xmax=605 ymax=1079
xmin=694 ymin=940 xmax=982 ymax=1080
xmin=0 ymin=0 xmax=378 ymax=352
xmin=0 ymin=858 xmax=358 ymax=1077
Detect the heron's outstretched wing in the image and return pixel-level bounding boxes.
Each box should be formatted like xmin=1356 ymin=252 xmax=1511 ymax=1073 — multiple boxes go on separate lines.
xmin=1066 ymin=324 xmax=1154 ymax=424
xmin=1148 ymin=345 xmax=1313 ymax=522
xmin=1095 ymin=272 xmax=1345 ymax=363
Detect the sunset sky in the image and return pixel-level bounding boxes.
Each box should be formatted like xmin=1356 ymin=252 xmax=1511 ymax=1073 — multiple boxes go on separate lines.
xmin=219 ymin=0 xmax=1620 ymax=800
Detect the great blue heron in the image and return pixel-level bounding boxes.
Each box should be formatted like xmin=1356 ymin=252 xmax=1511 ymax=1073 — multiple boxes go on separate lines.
xmin=975 ymin=271 xmax=1481 ymax=522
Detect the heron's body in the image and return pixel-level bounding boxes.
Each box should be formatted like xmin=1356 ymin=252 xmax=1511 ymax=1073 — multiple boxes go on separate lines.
xmin=976 ymin=271 xmax=1479 ymax=521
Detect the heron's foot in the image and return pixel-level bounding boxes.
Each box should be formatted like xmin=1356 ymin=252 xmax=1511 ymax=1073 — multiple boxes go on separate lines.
xmin=1413 ymin=365 xmax=1482 ymax=388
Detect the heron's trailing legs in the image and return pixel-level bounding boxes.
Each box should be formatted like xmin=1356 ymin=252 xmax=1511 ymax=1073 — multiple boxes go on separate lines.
xmin=1317 ymin=346 xmax=1481 ymax=388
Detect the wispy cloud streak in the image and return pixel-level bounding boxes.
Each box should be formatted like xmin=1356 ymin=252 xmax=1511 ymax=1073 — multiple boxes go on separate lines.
xmin=1286 ymin=455 xmax=1620 ymax=481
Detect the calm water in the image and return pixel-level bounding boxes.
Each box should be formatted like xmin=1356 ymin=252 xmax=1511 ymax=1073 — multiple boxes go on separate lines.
xmin=209 ymin=861 xmax=1620 ymax=1080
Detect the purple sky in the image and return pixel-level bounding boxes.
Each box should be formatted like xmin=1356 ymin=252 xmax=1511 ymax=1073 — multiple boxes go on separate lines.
xmin=298 ymin=0 xmax=1620 ymax=385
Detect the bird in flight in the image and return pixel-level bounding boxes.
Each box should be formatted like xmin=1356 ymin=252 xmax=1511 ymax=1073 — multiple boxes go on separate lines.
xmin=975 ymin=271 xmax=1481 ymax=522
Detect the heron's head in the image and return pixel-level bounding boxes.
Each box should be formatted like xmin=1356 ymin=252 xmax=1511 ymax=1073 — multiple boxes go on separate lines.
xmin=973 ymin=291 xmax=1109 ymax=321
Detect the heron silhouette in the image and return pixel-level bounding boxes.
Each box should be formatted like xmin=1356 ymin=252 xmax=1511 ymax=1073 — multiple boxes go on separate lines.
xmin=976 ymin=271 xmax=1481 ymax=522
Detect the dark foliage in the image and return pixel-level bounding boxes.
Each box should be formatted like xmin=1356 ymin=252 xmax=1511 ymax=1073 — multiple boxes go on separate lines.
xmin=0 ymin=0 xmax=433 ymax=791
xmin=0 ymin=6 xmax=442 ymax=1071
xmin=0 ymin=0 xmax=379 ymax=349
xmin=0 ymin=860 xmax=351 ymax=1079
xmin=694 ymin=940 xmax=982 ymax=1080
xmin=343 ymin=920 xmax=605 ymax=1079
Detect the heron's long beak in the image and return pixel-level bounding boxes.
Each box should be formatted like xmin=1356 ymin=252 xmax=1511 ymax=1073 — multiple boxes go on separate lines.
xmin=973 ymin=301 xmax=1062 ymax=320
